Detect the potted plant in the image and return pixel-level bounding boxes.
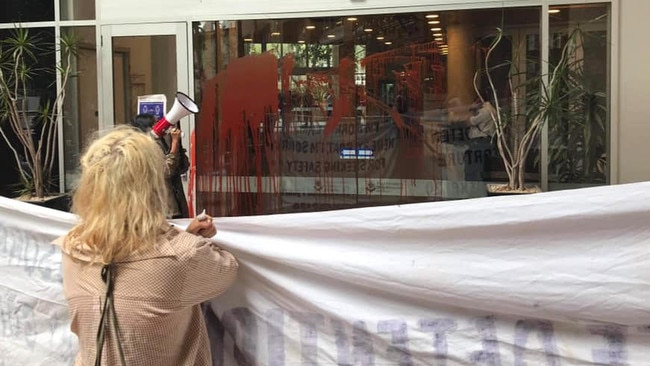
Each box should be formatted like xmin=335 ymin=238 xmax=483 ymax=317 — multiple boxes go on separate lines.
xmin=473 ymin=27 xmax=585 ymax=194
xmin=0 ymin=27 xmax=78 ymax=208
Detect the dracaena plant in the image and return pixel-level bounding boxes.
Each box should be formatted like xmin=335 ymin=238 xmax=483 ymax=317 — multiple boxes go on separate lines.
xmin=0 ymin=27 xmax=78 ymax=199
xmin=545 ymin=31 xmax=607 ymax=184
xmin=473 ymin=27 xmax=585 ymax=192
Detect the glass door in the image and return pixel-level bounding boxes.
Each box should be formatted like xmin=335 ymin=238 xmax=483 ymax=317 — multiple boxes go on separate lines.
xmin=99 ymin=23 xmax=192 ymax=145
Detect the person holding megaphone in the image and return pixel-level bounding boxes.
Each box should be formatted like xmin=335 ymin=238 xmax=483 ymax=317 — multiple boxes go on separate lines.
xmin=132 ymin=92 xmax=199 ymax=218
xmin=132 ymin=113 xmax=190 ymax=218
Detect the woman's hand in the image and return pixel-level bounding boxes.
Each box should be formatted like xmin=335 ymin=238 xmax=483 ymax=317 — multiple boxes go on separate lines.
xmin=186 ymin=215 xmax=217 ymax=238
xmin=169 ymin=127 xmax=181 ymax=154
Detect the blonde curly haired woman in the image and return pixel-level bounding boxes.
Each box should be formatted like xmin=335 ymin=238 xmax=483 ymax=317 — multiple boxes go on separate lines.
xmin=55 ymin=126 xmax=238 ymax=366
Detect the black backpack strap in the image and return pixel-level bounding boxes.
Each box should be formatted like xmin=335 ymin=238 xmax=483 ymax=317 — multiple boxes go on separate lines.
xmin=95 ymin=264 xmax=127 ymax=366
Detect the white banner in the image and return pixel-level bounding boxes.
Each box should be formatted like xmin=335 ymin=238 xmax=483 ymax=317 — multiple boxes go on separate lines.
xmin=1 ymin=183 xmax=650 ymax=365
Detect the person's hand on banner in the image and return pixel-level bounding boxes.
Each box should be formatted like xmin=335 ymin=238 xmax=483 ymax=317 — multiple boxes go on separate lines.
xmin=186 ymin=213 xmax=217 ymax=238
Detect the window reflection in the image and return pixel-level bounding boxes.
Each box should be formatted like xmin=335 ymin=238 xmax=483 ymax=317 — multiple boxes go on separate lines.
xmin=0 ymin=0 xmax=54 ymax=22
xmin=60 ymin=0 xmax=95 ymax=21
xmin=192 ymin=5 xmax=609 ymax=216
xmin=62 ymin=27 xmax=98 ymax=190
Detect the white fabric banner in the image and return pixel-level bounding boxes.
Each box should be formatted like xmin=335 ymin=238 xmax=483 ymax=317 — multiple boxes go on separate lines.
xmin=1 ymin=183 xmax=650 ymax=365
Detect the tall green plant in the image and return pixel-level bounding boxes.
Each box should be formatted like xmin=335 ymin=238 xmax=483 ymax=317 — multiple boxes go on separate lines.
xmin=473 ymin=27 xmax=584 ymax=192
xmin=0 ymin=27 xmax=78 ymax=199
xmin=546 ymin=31 xmax=607 ymax=183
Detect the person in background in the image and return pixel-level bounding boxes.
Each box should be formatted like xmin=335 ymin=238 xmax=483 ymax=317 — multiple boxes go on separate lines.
xmin=55 ymin=126 xmax=238 ymax=365
xmin=465 ymin=98 xmax=497 ymax=181
xmin=132 ymin=113 xmax=190 ymax=218
xmin=468 ymin=98 xmax=497 ymax=141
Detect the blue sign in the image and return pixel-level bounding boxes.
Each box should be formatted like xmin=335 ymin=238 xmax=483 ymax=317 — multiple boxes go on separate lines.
xmin=339 ymin=147 xmax=375 ymax=160
xmin=138 ymin=101 xmax=165 ymax=121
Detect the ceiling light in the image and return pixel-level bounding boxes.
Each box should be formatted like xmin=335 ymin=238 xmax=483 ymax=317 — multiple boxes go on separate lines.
xmin=347 ymin=17 xmax=357 ymax=21
xmin=426 ymin=14 xmax=440 ymax=19
xmin=243 ymin=38 xmax=253 ymax=42
xmin=430 ymin=27 xmax=442 ymax=32
xmin=298 ymin=40 xmax=305 ymax=44
xmin=428 ymin=20 xmax=440 ymax=25
xmin=364 ymin=28 xmax=373 ymax=32
xmin=376 ymin=36 xmax=385 ymax=40
xmin=271 ymin=32 xmax=280 ymax=36
xmin=548 ymin=9 xmax=560 ymax=14
xmin=433 ymin=33 xmax=443 ymax=37
xmin=306 ymin=25 xmax=316 ymax=30
xmin=435 ymin=37 xmax=443 ymax=41
xmin=327 ymin=34 xmax=336 ymax=38
xmin=385 ymin=41 xmax=392 ymax=45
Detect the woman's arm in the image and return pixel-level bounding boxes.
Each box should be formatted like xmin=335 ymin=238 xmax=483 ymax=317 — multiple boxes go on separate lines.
xmin=180 ymin=216 xmax=239 ymax=304
xmin=162 ymin=128 xmax=182 ymax=178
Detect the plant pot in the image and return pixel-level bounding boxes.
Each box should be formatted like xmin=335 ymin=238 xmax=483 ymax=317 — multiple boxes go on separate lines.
xmin=18 ymin=194 xmax=71 ymax=212
xmin=486 ymin=183 xmax=542 ymax=197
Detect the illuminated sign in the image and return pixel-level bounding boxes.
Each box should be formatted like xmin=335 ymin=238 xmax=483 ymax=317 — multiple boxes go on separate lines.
xmin=339 ymin=147 xmax=374 ymax=159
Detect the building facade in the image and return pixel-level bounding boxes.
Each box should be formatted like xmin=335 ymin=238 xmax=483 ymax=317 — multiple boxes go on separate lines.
xmin=1 ymin=0 xmax=647 ymax=216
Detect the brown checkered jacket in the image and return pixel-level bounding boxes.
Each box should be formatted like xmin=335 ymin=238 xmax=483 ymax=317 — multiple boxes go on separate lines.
xmin=56 ymin=224 xmax=238 ymax=365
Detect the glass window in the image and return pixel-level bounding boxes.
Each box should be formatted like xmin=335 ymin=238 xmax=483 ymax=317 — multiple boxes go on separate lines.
xmin=192 ymin=5 xmax=611 ymax=216
xmin=547 ymin=3 xmax=610 ymax=189
xmin=0 ymin=27 xmax=56 ymax=194
xmin=62 ymin=26 xmax=98 ymax=190
xmin=60 ymin=0 xmax=95 ymax=21
xmin=111 ymin=35 xmax=177 ymax=126
xmin=0 ymin=0 xmax=54 ymax=23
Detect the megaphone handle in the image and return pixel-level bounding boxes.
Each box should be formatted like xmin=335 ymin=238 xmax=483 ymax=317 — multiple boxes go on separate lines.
xmin=151 ymin=116 xmax=173 ymax=138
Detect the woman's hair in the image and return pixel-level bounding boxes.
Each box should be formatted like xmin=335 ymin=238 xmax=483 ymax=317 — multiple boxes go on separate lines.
xmin=131 ymin=113 xmax=157 ymax=132
xmin=64 ymin=126 xmax=169 ymax=264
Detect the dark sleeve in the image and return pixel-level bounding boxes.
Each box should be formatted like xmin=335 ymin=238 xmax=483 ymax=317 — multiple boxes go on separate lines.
xmin=176 ymin=148 xmax=190 ymax=175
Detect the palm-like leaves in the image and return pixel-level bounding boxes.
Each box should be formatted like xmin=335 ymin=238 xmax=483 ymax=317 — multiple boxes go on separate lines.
xmin=473 ymin=27 xmax=604 ymax=191
xmin=0 ymin=27 xmax=78 ymax=199
xmin=545 ymin=31 xmax=607 ymax=183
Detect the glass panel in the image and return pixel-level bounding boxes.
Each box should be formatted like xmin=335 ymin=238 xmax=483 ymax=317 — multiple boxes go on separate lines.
xmin=547 ymin=4 xmax=610 ymax=190
xmin=111 ymin=35 xmax=177 ymax=126
xmin=193 ymin=7 xmax=543 ymax=216
xmin=62 ymin=26 xmax=98 ymax=190
xmin=0 ymin=27 xmax=56 ymax=196
xmin=0 ymin=0 xmax=54 ymax=23
xmin=60 ymin=0 xmax=95 ymax=21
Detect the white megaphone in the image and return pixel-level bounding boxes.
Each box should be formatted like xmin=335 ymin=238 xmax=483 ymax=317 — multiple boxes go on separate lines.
xmin=151 ymin=91 xmax=199 ymax=138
